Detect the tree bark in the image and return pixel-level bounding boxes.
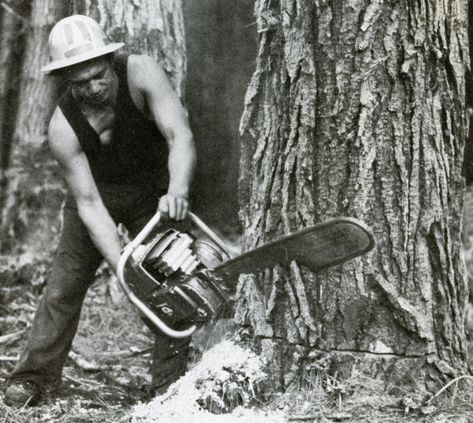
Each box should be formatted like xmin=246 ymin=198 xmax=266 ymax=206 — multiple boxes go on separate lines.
xmin=0 ymin=1 xmax=30 ymax=173
xmin=73 ymin=0 xmax=186 ymax=97
xmin=237 ymin=0 xmax=469 ymax=391
xmin=0 ymin=0 xmax=186 ymax=255
xmin=462 ymin=0 xmax=473 ymax=184
xmin=0 ymin=0 xmax=68 ymax=253
xmin=462 ymin=1 xmax=473 ymax=304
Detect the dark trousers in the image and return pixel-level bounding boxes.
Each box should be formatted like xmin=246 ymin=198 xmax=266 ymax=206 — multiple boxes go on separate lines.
xmin=9 ymin=181 xmax=191 ymax=392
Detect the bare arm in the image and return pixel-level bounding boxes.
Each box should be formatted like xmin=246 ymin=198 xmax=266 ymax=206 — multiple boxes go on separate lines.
xmin=131 ymin=55 xmax=196 ymax=220
xmin=48 ymin=108 xmax=122 ymax=273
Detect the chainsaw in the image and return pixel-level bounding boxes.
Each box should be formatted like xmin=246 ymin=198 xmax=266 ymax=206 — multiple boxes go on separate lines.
xmin=117 ymin=212 xmax=375 ymax=339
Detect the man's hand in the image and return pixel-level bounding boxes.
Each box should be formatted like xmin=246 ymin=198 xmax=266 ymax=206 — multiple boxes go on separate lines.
xmin=158 ymin=194 xmax=189 ymax=221
xmin=132 ymin=55 xmax=196 ymax=223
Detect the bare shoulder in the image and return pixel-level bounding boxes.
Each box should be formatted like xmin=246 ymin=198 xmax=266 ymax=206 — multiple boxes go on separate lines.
xmin=48 ymin=107 xmax=81 ymax=164
xmin=127 ymin=54 xmax=171 ymax=91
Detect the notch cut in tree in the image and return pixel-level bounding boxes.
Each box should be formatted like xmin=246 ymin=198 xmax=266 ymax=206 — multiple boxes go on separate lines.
xmin=237 ymin=0 xmax=469 ymax=391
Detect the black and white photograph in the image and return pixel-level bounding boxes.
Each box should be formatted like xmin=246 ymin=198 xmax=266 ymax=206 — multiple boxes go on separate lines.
xmin=0 ymin=1 xmax=472 ymax=422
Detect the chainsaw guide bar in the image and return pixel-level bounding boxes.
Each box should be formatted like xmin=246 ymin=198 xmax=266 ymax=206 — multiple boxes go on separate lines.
xmin=117 ymin=213 xmax=375 ymax=338
xmin=213 ymin=217 xmax=374 ymax=282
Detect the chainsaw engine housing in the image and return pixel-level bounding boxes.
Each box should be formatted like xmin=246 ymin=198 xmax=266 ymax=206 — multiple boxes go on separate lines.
xmin=123 ymin=229 xmax=232 ymax=331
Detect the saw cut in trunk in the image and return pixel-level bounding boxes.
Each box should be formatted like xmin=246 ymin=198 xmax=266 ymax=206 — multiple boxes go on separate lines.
xmin=238 ymin=0 xmax=469 ymax=391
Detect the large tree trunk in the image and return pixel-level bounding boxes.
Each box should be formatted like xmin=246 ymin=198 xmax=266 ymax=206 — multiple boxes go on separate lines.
xmin=462 ymin=1 xmax=473 ymax=303
xmin=237 ymin=0 xmax=469 ymax=391
xmin=463 ymin=0 xmax=473 ymax=185
xmin=0 ymin=0 xmax=68 ymax=254
xmin=73 ymin=0 xmax=186 ymax=97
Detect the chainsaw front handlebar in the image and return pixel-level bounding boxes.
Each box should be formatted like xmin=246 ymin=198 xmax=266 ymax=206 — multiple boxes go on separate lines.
xmin=116 ymin=211 xmax=233 ymax=339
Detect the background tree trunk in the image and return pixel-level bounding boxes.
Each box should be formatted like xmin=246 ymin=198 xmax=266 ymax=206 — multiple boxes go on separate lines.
xmin=73 ymin=0 xmax=186 ymax=97
xmin=0 ymin=1 xmax=30 ymax=174
xmin=0 ymin=0 xmax=68 ymax=254
xmin=0 ymin=0 xmax=186 ymax=256
xmin=237 ymin=0 xmax=469 ymax=391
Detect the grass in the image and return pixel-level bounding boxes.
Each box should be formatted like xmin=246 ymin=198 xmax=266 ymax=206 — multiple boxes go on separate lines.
xmin=0 ymin=260 xmax=240 ymax=423
xmin=3 ymin=270 xmax=473 ymax=423
xmin=2 ymin=188 xmax=473 ymax=421
xmin=268 ymin=369 xmax=473 ymax=422
xmin=0 ymin=267 xmax=149 ymax=422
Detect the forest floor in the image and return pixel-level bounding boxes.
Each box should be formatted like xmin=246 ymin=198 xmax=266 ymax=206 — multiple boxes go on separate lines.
xmin=3 ymin=192 xmax=473 ymax=423
xmin=2 ymin=257 xmax=473 ymax=422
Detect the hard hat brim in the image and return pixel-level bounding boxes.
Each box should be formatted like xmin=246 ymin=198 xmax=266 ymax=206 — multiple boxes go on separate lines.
xmin=41 ymin=42 xmax=124 ymax=73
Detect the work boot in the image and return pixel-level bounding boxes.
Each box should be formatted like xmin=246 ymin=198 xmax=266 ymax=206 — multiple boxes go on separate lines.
xmin=4 ymin=381 xmax=42 ymax=407
xmin=149 ymin=334 xmax=191 ymax=396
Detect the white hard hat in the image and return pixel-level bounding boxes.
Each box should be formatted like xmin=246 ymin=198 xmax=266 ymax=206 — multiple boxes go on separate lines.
xmin=41 ymin=15 xmax=124 ymax=73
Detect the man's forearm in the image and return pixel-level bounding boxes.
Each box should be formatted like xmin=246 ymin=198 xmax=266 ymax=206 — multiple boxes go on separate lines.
xmin=77 ymin=202 xmax=122 ymax=273
xmin=167 ymin=133 xmax=196 ymax=197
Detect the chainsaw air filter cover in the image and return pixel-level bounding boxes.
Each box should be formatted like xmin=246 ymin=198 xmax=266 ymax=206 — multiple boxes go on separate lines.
xmin=123 ymin=229 xmax=231 ymax=330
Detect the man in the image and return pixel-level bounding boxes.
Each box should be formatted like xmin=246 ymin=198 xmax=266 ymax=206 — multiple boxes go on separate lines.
xmin=5 ymin=15 xmax=196 ymax=406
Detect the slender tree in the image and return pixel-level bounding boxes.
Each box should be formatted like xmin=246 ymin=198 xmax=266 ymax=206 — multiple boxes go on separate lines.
xmin=0 ymin=0 xmax=68 ymax=253
xmin=0 ymin=1 xmax=30 ymax=174
xmin=0 ymin=0 xmax=186 ymax=255
xmin=237 ymin=0 xmax=469 ymax=390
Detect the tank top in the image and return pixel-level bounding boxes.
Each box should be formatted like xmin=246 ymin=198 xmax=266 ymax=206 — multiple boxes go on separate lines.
xmin=58 ymin=53 xmax=169 ymax=188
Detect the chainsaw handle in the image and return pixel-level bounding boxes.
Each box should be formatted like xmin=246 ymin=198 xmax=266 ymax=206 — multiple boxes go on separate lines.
xmin=129 ymin=211 xmax=233 ymax=258
xmin=117 ymin=216 xmax=197 ymax=338
xmin=116 ymin=211 xmax=233 ymax=339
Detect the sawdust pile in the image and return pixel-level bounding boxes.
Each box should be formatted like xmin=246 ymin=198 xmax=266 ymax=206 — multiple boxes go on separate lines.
xmin=129 ymin=339 xmax=285 ymax=423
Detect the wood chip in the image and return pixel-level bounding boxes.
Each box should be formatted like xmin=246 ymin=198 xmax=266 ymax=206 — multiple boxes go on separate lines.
xmin=0 ymin=355 xmax=19 ymax=361
xmin=69 ymin=351 xmax=103 ymax=372
xmin=0 ymin=329 xmax=25 ymax=345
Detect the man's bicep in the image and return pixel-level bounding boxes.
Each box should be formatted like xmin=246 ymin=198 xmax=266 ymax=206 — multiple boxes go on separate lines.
xmin=48 ymin=114 xmax=100 ymax=204
xmin=136 ymin=56 xmax=190 ymax=141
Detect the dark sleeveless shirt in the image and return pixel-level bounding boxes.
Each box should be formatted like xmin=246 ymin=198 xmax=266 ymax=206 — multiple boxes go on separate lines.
xmin=58 ymin=54 xmax=169 ymax=188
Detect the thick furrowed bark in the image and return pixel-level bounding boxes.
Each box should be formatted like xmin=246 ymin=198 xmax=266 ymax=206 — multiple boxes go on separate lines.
xmin=238 ymin=0 xmax=469 ymax=389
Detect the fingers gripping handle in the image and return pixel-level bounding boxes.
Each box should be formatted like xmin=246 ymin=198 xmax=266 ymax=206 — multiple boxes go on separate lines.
xmin=117 ymin=211 xmax=197 ymax=339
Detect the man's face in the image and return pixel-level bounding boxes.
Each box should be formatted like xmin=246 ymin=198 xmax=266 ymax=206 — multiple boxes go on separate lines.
xmin=64 ymin=57 xmax=116 ymax=106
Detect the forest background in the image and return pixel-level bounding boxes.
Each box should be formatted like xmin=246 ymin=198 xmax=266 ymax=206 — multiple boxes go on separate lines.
xmin=2 ymin=1 xmax=473 ymax=422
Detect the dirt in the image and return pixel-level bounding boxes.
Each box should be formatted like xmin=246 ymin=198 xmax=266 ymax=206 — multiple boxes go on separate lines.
xmin=129 ymin=339 xmax=285 ymax=423
xmin=0 ymin=256 xmax=153 ymax=422
xmin=2 ymin=259 xmax=473 ymax=423
xmin=3 ymin=188 xmax=473 ymax=423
